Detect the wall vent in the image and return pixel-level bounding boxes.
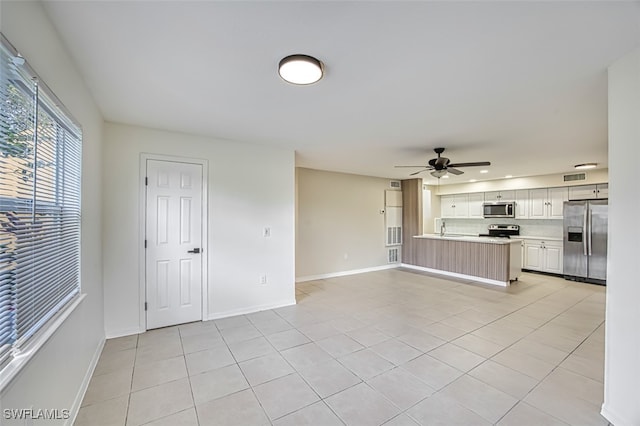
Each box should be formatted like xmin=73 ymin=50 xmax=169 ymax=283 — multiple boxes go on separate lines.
xmin=389 ymin=180 xmax=401 ymax=189
xmin=563 ymin=173 xmax=586 ymax=182
xmin=388 ymin=248 xmax=399 ymax=263
xmin=386 ymin=226 xmax=402 ymax=246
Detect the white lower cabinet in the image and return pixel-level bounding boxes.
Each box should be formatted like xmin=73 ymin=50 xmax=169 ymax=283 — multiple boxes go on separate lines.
xmin=523 ymin=239 xmax=563 ymax=274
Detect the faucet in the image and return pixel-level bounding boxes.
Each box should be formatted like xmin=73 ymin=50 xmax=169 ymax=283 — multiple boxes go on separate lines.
xmin=440 ymin=220 xmax=446 ymax=236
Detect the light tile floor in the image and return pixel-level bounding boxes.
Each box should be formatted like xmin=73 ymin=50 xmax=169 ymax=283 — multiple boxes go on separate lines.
xmin=75 ymin=269 xmax=609 ymax=426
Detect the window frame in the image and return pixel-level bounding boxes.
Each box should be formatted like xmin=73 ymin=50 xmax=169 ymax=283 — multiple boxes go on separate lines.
xmin=0 ymin=33 xmax=85 ymax=391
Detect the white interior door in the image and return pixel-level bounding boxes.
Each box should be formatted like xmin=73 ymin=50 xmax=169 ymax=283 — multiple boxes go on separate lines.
xmin=146 ymin=159 xmax=203 ymax=329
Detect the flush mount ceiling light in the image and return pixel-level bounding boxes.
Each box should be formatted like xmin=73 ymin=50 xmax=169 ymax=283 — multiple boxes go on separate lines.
xmin=480 ymin=170 xmax=489 ymax=174
xmin=278 ymin=54 xmax=323 ymax=85
xmin=575 ymin=163 xmax=597 ymax=170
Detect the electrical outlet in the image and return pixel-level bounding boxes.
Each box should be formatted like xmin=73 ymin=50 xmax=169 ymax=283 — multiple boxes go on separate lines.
xmin=260 ymin=275 xmax=267 ymax=285
xmin=263 ymin=227 xmax=271 ymax=237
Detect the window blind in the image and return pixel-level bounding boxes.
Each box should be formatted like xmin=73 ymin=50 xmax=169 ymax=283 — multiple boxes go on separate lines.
xmin=0 ymin=34 xmax=82 ymax=373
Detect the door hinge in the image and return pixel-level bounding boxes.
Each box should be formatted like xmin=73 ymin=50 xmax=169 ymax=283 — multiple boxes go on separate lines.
xmin=144 ymin=302 xmax=148 ymax=311
xmin=145 ymin=177 xmax=148 ymax=186
xmin=144 ymin=239 xmax=147 ymax=248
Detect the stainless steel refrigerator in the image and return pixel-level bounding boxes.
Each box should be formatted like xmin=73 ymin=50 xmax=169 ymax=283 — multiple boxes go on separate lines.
xmin=563 ymin=200 xmax=608 ymax=285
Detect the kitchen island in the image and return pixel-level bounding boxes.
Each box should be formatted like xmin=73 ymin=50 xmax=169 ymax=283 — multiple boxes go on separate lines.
xmin=404 ymin=234 xmax=522 ymax=287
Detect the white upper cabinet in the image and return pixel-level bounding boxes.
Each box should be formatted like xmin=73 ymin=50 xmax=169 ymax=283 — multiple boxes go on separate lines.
xmin=441 ymin=194 xmax=469 ymax=218
xmin=468 ymin=193 xmax=485 ymax=218
xmin=548 ymin=187 xmax=568 ymax=218
xmin=529 ymin=187 xmax=568 ymax=219
xmin=484 ymin=190 xmax=516 ymax=202
xmin=528 ymin=189 xmax=547 ymax=218
xmin=568 ymin=184 xmax=608 ymax=200
xmin=438 ymin=184 xmax=606 ymax=220
xmin=515 ymin=189 xmax=529 ymax=218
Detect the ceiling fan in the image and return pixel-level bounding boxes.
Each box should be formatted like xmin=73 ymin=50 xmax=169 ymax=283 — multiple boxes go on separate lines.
xmin=395 ymin=147 xmax=490 ymax=178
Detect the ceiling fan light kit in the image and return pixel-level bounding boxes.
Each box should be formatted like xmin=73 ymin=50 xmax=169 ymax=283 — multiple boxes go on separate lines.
xmin=278 ymin=54 xmax=323 ymax=85
xmin=396 ymin=147 xmax=490 ymax=178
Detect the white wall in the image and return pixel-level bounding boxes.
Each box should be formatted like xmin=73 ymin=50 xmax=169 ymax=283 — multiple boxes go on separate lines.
xmin=103 ymin=123 xmax=295 ymax=337
xmin=423 ymin=184 xmax=440 ymax=234
xmin=0 ymin=1 xmax=105 ymax=424
xmin=602 ymin=48 xmax=640 ymax=426
xmin=296 ymin=168 xmax=394 ymax=280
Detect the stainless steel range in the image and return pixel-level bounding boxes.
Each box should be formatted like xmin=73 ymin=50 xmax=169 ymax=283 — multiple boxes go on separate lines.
xmin=479 ymin=224 xmax=520 ymax=238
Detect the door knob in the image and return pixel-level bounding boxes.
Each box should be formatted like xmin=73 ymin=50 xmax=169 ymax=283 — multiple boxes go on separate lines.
xmin=187 ymin=248 xmax=201 ymax=254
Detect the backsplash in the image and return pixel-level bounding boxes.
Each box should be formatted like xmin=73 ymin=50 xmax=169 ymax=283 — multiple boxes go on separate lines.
xmin=433 ymin=218 xmax=563 ymax=239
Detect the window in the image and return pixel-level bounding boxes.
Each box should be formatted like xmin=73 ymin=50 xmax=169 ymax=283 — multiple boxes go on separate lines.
xmin=0 ymin=34 xmax=82 ymax=377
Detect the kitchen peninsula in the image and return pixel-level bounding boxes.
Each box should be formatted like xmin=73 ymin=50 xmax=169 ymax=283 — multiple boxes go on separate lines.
xmin=404 ymin=234 xmax=522 ymax=287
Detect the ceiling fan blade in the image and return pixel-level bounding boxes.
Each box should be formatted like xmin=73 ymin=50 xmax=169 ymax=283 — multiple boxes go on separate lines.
xmin=410 ymin=169 xmax=428 ymax=176
xmin=447 ymin=161 xmax=491 ymax=168
xmin=447 ymin=167 xmax=464 ymax=175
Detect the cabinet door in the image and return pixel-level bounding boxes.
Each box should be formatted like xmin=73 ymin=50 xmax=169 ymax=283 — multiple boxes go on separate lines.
xmin=468 ymin=193 xmax=484 ymax=218
xmin=596 ymin=184 xmax=608 ymax=199
xmin=548 ymin=187 xmax=568 ymax=219
xmin=524 ymin=243 xmax=543 ymax=271
xmin=515 ymin=190 xmax=529 ymax=218
xmin=484 ymin=191 xmax=500 ymax=202
xmin=498 ymin=190 xmax=515 ymax=201
xmin=441 ymin=195 xmax=456 ymax=218
xmin=528 ymin=189 xmax=547 ymax=219
xmin=568 ymin=185 xmax=596 ymax=200
xmin=484 ymin=190 xmax=515 ymax=201
xmin=544 ymin=243 xmax=563 ymax=274
xmin=454 ymin=194 xmax=469 ymax=218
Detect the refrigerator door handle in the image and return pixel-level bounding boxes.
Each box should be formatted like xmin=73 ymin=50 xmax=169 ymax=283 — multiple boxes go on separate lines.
xmin=583 ymin=208 xmax=588 ymax=256
xmin=587 ymin=206 xmax=592 ymax=256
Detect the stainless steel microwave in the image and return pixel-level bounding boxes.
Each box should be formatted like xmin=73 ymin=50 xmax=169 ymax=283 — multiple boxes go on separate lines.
xmin=483 ymin=202 xmax=515 ymax=218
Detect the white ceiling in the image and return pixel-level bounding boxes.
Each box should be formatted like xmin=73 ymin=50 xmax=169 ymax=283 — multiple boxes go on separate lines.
xmin=41 ymin=1 xmax=639 ymax=185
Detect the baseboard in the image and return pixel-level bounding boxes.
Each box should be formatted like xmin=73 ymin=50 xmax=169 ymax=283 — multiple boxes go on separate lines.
xmin=105 ymin=327 xmax=144 ymax=339
xmin=66 ymin=337 xmax=105 ymax=426
xmin=400 ymin=263 xmax=509 ymax=287
xmin=205 ymin=299 xmax=297 ymax=321
xmin=522 ymin=269 xmax=564 ymax=278
xmin=296 ymin=264 xmax=399 ymax=283
xmin=600 ymin=404 xmax=627 ymax=426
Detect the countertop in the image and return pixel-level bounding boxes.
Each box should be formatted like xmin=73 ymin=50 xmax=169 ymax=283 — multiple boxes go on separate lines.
xmin=517 ymin=235 xmax=563 ymax=242
xmin=414 ymin=233 xmax=563 ymax=243
xmin=414 ymin=234 xmax=522 ymax=244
